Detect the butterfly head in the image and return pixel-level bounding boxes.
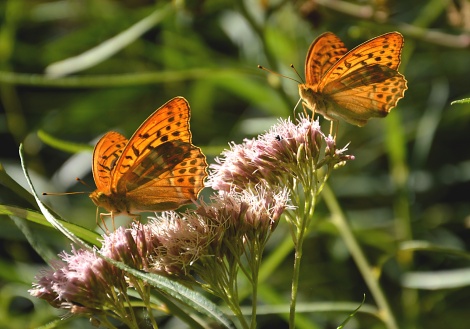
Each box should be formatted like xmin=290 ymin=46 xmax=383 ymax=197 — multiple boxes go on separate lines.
xmin=90 ymin=190 xmax=126 ymax=215
xmin=298 ymin=82 xmax=318 ymax=97
xmin=298 ymin=83 xmax=326 ymax=112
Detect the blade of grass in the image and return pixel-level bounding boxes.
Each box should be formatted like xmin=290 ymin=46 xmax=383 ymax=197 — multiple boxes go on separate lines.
xmin=45 ymin=5 xmax=173 ymax=77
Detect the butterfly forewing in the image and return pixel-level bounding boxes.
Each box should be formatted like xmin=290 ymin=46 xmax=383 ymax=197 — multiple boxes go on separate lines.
xmin=111 ymin=97 xmax=193 ymax=192
xmin=92 ymin=131 xmax=128 ymax=195
xmin=126 ymin=144 xmax=207 ymax=211
xmin=318 ymin=32 xmax=404 ymax=91
xmin=121 ymin=140 xmax=199 ymax=190
xmin=305 ymin=32 xmax=348 ymax=85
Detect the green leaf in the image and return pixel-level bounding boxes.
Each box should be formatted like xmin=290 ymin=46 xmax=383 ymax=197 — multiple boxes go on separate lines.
xmin=45 ymin=5 xmax=173 ymax=77
xmin=337 ymin=295 xmax=366 ymax=329
xmin=402 ymin=268 xmax=470 ymax=289
xmin=399 ymin=240 xmax=470 ymax=259
xmin=37 ymin=130 xmax=92 ymax=154
xmin=125 ymin=269 xmax=236 ymax=329
xmin=19 ymin=144 xmax=95 ymax=250
xmin=0 ymin=162 xmax=39 ymax=209
xmin=451 ymin=98 xmax=470 ymax=105
xmin=0 ymin=205 xmax=101 ymax=247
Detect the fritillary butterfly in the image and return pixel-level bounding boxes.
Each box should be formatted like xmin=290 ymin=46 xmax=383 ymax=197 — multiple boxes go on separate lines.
xmin=298 ymin=32 xmax=407 ymax=126
xmin=89 ymin=97 xmax=207 ymax=224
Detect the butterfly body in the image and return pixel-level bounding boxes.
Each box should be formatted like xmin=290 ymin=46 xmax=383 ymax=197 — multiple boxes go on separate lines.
xmin=90 ymin=97 xmax=207 ymax=220
xmin=299 ymin=32 xmax=407 ymax=126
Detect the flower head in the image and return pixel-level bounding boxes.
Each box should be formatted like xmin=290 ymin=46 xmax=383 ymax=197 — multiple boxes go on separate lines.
xmin=29 ymin=246 xmax=123 ymax=315
xmin=147 ymin=211 xmax=216 ymax=276
xmin=193 ymin=185 xmax=290 ymax=264
xmin=208 ymin=116 xmax=353 ymax=192
xmin=101 ymin=223 xmax=157 ymax=272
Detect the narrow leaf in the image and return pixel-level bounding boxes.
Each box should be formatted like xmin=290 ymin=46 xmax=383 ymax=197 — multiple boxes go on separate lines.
xmin=45 ymin=5 xmax=173 ymax=77
xmin=337 ymin=295 xmax=366 ymax=329
xmin=19 ymin=144 xmax=93 ymax=250
xmin=0 ymin=205 xmax=101 ymax=246
xmin=451 ymin=98 xmax=470 ymax=105
xmin=38 ymin=130 xmax=92 ymax=154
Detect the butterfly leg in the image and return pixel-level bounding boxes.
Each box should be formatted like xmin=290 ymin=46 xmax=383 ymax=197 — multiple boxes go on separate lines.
xmin=301 ymin=101 xmax=318 ymax=122
xmin=300 ymin=101 xmax=311 ymax=118
xmin=95 ymin=207 xmax=113 ymax=233
xmin=329 ymin=120 xmax=339 ymax=139
xmin=126 ymin=212 xmax=141 ymax=223
xmin=95 ymin=207 xmax=107 ymax=232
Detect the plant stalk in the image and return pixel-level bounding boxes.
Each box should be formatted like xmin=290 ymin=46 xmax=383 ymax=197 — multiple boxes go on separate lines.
xmin=323 ymin=184 xmax=398 ymax=329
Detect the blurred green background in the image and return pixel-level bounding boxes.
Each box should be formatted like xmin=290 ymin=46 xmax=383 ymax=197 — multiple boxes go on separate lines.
xmin=1 ymin=0 xmax=470 ymax=328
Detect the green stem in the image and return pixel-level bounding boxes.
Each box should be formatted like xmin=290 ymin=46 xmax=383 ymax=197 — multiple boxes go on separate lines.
xmin=225 ymin=291 xmax=249 ymax=329
xmin=228 ymin=263 xmax=250 ymax=329
xmin=0 ymin=69 xmax=247 ymax=88
xmin=322 ymin=184 xmax=398 ymax=329
xmin=288 ymin=178 xmax=316 ymax=329
xmin=134 ymin=280 xmax=159 ymax=329
xmin=250 ymin=239 xmax=261 ymax=329
xmin=289 ymin=233 xmax=303 ymax=329
xmin=251 ymin=281 xmax=258 ymax=329
xmin=200 ymin=256 xmax=249 ymax=329
xmin=111 ymin=280 xmax=139 ymax=329
xmin=99 ymin=316 xmax=120 ymax=329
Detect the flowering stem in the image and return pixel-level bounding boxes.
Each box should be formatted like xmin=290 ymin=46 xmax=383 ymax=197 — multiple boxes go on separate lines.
xmin=323 ymin=184 xmax=398 ymax=329
xmin=287 ymin=172 xmax=318 ymax=329
xmin=249 ymin=238 xmax=263 ymax=329
xmin=99 ymin=316 xmax=120 ymax=329
xmin=289 ymin=234 xmax=303 ymax=329
xmin=225 ymin=272 xmax=249 ymax=329
xmin=228 ymin=296 xmax=249 ymax=329
xmin=197 ymin=255 xmax=249 ymax=329
xmin=102 ymin=281 xmax=137 ymax=329
xmin=115 ymin=283 xmax=140 ymax=329
xmin=131 ymin=277 xmax=159 ymax=329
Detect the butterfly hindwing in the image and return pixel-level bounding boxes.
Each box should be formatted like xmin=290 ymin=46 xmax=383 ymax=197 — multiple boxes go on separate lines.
xmin=154 ymin=145 xmax=207 ymax=198
xmin=324 ymin=64 xmax=407 ymax=116
xmin=125 ymin=143 xmax=207 ymax=211
xmin=121 ymin=140 xmax=200 ymax=190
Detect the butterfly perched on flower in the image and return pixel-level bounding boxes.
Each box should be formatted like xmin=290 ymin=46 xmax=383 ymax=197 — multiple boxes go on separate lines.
xmin=298 ymin=32 xmax=407 ymax=126
xmin=89 ymin=97 xmax=207 ymax=225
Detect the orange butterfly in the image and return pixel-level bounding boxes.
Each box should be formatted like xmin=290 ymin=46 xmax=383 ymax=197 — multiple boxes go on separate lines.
xmin=89 ymin=97 xmax=207 ymax=225
xmin=298 ymin=32 xmax=407 ymax=127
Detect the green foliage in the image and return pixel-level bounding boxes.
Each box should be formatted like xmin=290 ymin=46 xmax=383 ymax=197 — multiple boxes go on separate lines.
xmin=1 ymin=0 xmax=470 ymax=328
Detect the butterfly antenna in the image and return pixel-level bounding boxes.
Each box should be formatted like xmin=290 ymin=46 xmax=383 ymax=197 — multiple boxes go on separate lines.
xmin=76 ymin=177 xmax=93 ymax=190
xmin=42 ymin=177 xmax=93 ymax=196
xmin=257 ymin=65 xmax=301 ymax=84
xmin=290 ymin=64 xmax=305 ymax=83
xmin=42 ymin=191 xmax=87 ymax=196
